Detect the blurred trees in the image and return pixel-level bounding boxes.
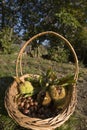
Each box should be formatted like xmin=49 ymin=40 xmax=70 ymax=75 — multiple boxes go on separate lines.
xmin=0 ymin=0 xmax=87 ymax=65
xmin=0 ymin=26 xmax=20 ymax=54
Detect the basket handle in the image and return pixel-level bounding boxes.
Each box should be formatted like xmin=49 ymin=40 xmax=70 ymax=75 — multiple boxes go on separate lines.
xmin=16 ymin=31 xmax=79 ymax=81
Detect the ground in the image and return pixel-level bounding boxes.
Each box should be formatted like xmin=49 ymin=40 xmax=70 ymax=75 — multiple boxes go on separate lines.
xmin=0 ymin=54 xmax=87 ymax=130
xmin=76 ymin=69 xmax=87 ymax=130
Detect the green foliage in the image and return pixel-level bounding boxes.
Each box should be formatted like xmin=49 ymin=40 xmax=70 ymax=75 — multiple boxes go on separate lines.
xmin=79 ymin=27 xmax=87 ymax=44
xmin=55 ymin=114 xmax=79 ymax=130
xmin=0 ymin=115 xmax=16 ymax=130
xmin=0 ymin=27 xmax=14 ymax=54
xmin=55 ymin=8 xmax=81 ymax=29
xmin=0 ymin=27 xmax=20 ymax=54
xmin=48 ymin=47 xmax=69 ymax=63
xmin=74 ymin=27 xmax=87 ymax=65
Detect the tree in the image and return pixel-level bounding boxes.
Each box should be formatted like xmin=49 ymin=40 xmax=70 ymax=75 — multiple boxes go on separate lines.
xmin=17 ymin=0 xmax=86 ymax=64
xmin=0 ymin=0 xmax=20 ymax=30
xmin=0 ymin=26 xmax=20 ymax=54
xmin=0 ymin=0 xmax=5 ymax=29
xmin=74 ymin=27 xmax=87 ymax=65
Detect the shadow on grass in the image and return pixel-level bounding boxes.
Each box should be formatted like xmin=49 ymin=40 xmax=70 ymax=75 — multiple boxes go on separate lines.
xmin=0 ymin=76 xmax=14 ymax=115
xmin=0 ymin=76 xmax=29 ymax=130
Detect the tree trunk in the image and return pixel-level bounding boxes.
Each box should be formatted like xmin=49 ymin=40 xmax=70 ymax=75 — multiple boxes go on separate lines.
xmin=0 ymin=0 xmax=5 ymax=29
xmin=9 ymin=28 xmax=13 ymax=41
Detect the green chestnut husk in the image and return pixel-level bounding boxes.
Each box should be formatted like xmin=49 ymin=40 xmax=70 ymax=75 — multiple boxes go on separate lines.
xmin=19 ymin=81 xmax=34 ymax=95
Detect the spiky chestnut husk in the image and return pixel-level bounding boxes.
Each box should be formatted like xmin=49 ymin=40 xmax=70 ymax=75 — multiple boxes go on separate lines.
xmin=19 ymin=81 xmax=34 ymax=95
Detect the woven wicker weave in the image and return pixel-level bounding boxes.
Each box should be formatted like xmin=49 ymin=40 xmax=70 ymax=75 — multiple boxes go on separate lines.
xmin=5 ymin=31 xmax=79 ymax=130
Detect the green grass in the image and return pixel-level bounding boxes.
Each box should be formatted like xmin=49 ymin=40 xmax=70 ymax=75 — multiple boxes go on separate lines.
xmin=0 ymin=53 xmax=86 ymax=130
xmin=56 ymin=114 xmax=79 ymax=130
xmin=0 ymin=54 xmax=17 ymax=76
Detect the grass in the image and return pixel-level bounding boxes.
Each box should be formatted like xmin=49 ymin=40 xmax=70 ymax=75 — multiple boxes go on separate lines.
xmin=0 ymin=54 xmax=17 ymax=77
xmin=56 ymin=114 xmax=79 ymax=130
xmin=0 ymin=53 xmax=86 ymax=130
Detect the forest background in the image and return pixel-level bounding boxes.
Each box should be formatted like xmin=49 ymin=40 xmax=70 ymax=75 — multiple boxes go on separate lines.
xmin=0 ymin=0 xmax=87 ymax=65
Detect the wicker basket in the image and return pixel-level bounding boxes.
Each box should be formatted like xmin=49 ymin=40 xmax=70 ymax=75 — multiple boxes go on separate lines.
xmin=5 ymin=31 xmax=79 ymax=130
